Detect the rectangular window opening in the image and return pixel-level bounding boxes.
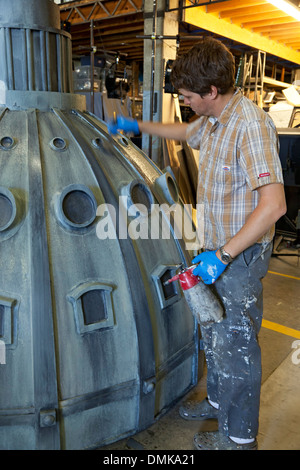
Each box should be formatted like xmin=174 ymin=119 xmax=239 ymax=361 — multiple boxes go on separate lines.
xmin=160 ymin=270 xmax=177 ymax=301
xmin=81 ymin=290 xmax=108 ymax=325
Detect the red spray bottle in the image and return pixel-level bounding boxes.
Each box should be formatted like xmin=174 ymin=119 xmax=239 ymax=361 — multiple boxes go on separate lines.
xmin=164 ymin=265 xmax=224 ymax=325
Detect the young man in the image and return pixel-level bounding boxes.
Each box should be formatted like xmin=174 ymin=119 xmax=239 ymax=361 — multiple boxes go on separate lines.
xmin=108 ymin=37 xmax=286 ymax=450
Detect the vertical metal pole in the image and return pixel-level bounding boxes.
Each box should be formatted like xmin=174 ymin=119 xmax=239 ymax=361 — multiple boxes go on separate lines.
xmin=90 ymin=19 xmax=95 ymax=114
xmin=178 ymin=0 xmax=184 ymax=22
xmin=149 ymin=0 xmax=157 ymax=159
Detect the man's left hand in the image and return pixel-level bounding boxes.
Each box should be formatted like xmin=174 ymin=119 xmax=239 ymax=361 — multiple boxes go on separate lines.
xmin=107 ymin=115 xmax=140 ymax=135
xmin=192 ymin=250 xmax=228 ymax=284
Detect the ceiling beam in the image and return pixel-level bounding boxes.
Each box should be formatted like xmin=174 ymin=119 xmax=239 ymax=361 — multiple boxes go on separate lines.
xmin=184 ymin=6 xmax=300 ymax=63
xmin=266 ymin=30 xmax=300 ymax=38
xmin=205 ymin=0 xmax=266 ymax=13
xmin=236 ymin=11 xmax=290 ymax=25
xmin=60 ymin=0 xmax=143 ymax=25
xmin=244 ymin=16 xmax=298 ymax=28
xmin=253 ymin=21 xmax=300 ymax=32
xmin=219 ymin=4 xmax=279 ymax=19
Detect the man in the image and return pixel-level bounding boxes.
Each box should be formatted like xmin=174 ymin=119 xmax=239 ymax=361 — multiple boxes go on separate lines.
xmin=108 ymin=37 xmax=286 ymax=450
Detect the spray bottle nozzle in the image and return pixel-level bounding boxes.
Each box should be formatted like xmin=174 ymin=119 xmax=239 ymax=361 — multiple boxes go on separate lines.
xmin=163 ymin=274 xmax=180 ymax=286
xmin=163 ymin=264 xmax=197 ymax=286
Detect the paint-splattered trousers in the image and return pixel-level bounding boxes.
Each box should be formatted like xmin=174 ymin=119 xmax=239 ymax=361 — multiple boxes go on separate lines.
xmin=200 ymin=242 xmax=272 ymax=439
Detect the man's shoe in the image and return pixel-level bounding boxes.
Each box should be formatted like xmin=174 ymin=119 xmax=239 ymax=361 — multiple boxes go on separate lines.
xmin=179 ymin=397 xmax=218 ymax=421
xmin=194 ymin=431 xmax=258 ymax=450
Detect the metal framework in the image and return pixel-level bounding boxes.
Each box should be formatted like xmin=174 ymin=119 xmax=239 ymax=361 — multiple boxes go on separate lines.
xmin=59 ymin=0 xmax=232 ymax=23
xmin=59 ymin=0 xmax=143 ymax=24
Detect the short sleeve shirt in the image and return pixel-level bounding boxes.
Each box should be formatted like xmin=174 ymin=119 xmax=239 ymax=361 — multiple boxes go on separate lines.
xmin=186 ymin=88 xmax=284 ymax=250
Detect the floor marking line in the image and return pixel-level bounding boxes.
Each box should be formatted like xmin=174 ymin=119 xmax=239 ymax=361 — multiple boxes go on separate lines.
xmin=262 ymin=319 xmax=300 ymax=339
xmin=268 ymin=271 xmax=300 ymax=281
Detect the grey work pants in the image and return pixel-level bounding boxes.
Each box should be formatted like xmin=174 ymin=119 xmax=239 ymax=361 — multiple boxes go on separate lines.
xmin=200 ymin=242 xmax=272 ymax=439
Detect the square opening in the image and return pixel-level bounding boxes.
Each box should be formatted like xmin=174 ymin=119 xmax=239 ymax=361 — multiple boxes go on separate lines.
xmin=152 ymin=265 xmax=181 ymax=310
xmin=160 ymin=270 xmax=177 ymax=301
xmin=81 ymin=290 xmax=107 ymax=325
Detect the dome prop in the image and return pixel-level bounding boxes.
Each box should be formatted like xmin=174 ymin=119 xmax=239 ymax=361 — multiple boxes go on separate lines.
xmin=0 ymin=0 xmax=199 ymax=449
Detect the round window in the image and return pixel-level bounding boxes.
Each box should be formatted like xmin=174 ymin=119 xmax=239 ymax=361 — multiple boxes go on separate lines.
xmin=58 ymin=185 xmax=97 ymax=229
xmin=0 ymin=136 xmax=15 ymax=150
xmin=50 ymin=137 xmax=67 ymax=151
xmin=130 ymin=182 xmax=153 ymax=213
xmin=0 ymin=188 xmax=17 ymax=231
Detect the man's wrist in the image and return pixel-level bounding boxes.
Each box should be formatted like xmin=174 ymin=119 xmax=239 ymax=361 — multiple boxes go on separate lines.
xmin=218 ymin=245 xmax=234 ymax=264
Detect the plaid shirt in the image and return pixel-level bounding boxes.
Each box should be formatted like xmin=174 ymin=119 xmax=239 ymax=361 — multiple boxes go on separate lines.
xmin=186 ymin=89 xmax=284 ymax=250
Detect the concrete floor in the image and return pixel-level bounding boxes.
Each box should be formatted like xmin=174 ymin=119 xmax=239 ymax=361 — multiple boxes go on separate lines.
xmin=101 ymin=240 xmax=300 ymax=451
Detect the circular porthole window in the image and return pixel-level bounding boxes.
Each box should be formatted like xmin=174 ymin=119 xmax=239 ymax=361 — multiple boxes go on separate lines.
xmin=121 ymin=180 xmax=154 ymax=217
xmin=58 ymin=185 xmax=97 ymax=229
xmin=50 ymin=137 xmax=67 ymax=151
xmin=0 ymin=187 xmax=17 ymax=231
xmin=130 ymin=182 xmax=153 ymax=212
xmin=154 ymin=172 xmax=179 ymax=205
xmin=92 ymin=137 xmax=103 ymax=148
xmin=0 ymin=136 xmax=15 ymax=151
xmin=119 ymin=136 xmax=129 ymax=147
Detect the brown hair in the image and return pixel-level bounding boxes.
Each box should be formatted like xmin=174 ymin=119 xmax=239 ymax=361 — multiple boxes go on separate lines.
xmin=171 ymin=37 xmax=235 ymax=96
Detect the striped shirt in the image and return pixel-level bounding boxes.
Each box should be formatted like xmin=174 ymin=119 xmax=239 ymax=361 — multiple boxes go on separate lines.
xmin=186 ymin=88 xmax=284 ymax=250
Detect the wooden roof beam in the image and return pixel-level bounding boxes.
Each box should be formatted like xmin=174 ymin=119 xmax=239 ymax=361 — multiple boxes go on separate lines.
xmin=244 ymin=16 xmax=298 ymax=28
xmin=206 ymin=0 xmax=266 ymax=13
xmin=283 ymin=43 xmax=300 ymax=49
xmin=253 ymin=21 xmax=300 ymax=33
xmin=71 ymin=23 xmax=143 ymax=43
xmin=282 ymin=38 xmax=300 ymax=44
xmin=184 ymin=6 xmax=300 ymax=64
xmin=234 ymin=11 xmax=290 ymax=26
xmin=266 ymin=30 xmax=300 ymax=38
xmin=220 ymin=4 xmax=279 ymax=19
xmin=70 ymin=12 xmax=144 ymax=29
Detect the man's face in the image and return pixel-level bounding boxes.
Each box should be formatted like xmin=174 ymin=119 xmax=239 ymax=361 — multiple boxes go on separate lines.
xmin=179 ymin=88 xmax=213 ymax=116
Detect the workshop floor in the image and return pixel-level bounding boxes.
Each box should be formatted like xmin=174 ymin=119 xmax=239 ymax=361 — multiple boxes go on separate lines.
xmin=101 ymin=240 xmax=300 ymax=451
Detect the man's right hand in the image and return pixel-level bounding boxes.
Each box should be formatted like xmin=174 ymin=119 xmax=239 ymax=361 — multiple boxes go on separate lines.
xmin=107 ymin=115 xmax=140 ymax=135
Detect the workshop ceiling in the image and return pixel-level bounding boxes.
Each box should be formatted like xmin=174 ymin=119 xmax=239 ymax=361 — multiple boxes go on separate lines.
xmin=59 ymin=0 xmax=300 ymax=68
xmin=59 ymin=0 xmax=145 ymax=60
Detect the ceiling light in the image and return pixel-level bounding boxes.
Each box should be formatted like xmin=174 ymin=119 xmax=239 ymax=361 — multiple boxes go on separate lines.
xmin=267 ymin=0 xmax=300 ymax=21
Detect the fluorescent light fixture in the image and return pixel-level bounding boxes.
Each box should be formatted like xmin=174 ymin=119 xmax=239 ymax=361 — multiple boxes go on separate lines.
xmin=267 ymin=0 xmax=300 ymax=21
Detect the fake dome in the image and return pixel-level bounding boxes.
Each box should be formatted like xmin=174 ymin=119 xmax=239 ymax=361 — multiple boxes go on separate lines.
xmin=0 ymin=0 xmax=198 ymax=449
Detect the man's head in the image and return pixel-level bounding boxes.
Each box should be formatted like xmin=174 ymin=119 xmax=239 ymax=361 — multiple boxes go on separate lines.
xmin=171 ymin=37 xmax=235 ymax=98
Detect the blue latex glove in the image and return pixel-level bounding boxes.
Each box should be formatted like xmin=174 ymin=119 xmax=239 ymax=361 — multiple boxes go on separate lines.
xmin=107 ymin=115 xmax=140 ymax=135
xmin=192 ymin=250 xmax=227 ymax=285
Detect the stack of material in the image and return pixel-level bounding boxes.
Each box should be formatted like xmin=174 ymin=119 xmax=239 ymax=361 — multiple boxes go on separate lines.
xmin=163 ymin=139 xmax=198 ymax=208
xmin=163 ymin=97 xmax=199 ymax=209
